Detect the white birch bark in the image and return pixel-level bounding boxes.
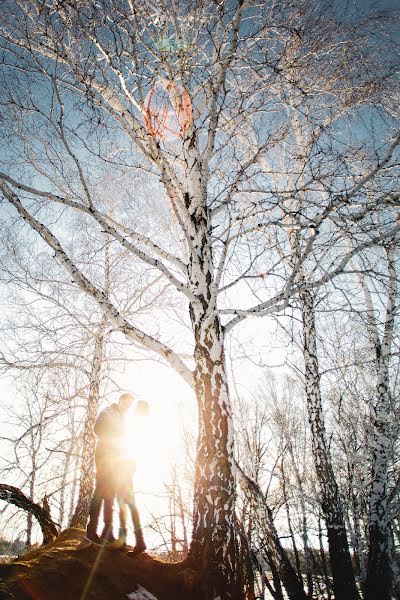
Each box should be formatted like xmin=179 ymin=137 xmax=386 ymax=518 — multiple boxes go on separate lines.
xmin=281 ymin=185 xmax=358 ymax=598
xmin=0 ymin=5 xmax=398 ymax=599
xmin=184 ymin=181 xmax=240 ymax=599
xmin=69 ymin=319 xmax=107 ymax=528
xmin=362 ymin=247 xmax=397 ymax=600
xmin=70 ymin=238 xmax=111 ymax=528
xmin=299 ymin=286 xmax=359 ymax=600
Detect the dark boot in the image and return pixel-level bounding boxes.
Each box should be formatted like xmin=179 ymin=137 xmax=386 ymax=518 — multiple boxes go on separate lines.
xmin=127 ymin=501 xmax=146 ymax=555
xmin=85 ymin=496 xmax=102 ymax=544
xmin=100 ymin=523 xmax=116 ymax=544
xmin=127 ymin=528 xmax=146 ymax=556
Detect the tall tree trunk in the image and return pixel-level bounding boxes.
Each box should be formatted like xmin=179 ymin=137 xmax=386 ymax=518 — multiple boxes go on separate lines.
xmin=389 ymin=525 xmax=400 ymax=600
xmin=169 ymin=493 xmax=177 ymax=556
xmin=237 ymin=464 xmax=308 ymax=600
xmin=26 ymin=511 xmax=32 ymax=549
xmin=26 ymin=449 xmax=37 ymax=549
xmin=180 ymin=131 xmax=243 ymax=598
xmin=361 ymin=248 xmax=396 ymax=600
xmin=299 ymin=288 xmax=359 ymax=600
xmin=177 ymin=483 xmax=189 ymax=556
xmin=287 ymin=443 xmax=313 ymax=598
xmin=347 ymin=462 xmax=366 ymax=589
xmin=318 ymin=511 xmax=333 ymax=600
xmin=70 ymin=239 xmax=110 ymax=529
xmin=67 ymin=439 xmax=81 ymax=524
xmin=281 ymin=463 xmax=302 ymax=583
xmin=188 ymin=309 xmax=241 ymax=600
xmin=58 ymin=433 xmax=75 ymax=529
xmin=70 ymin=320 xmax=107 ymax=528
xmin=236 ymin=519 xmax=256 ymax=600
xmin=365 ymin=354 xmax=392 ymax=600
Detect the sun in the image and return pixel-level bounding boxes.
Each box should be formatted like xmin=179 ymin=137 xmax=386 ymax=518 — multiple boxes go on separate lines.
xmin=119 ymin=400 xmax=184 ymax=493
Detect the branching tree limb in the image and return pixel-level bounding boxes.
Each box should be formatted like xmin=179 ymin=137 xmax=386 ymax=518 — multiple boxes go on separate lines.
xmin=0 ymin=484 xmax=58 ymax=545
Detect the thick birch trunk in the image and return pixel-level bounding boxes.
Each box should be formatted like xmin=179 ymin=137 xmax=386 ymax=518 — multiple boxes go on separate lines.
xmin=70 ymin=322 xmax=106 ymax=528
xmin=365 ymin=356 xmax=392 ymax=600
xmin=188 ymin=310 xmax=241 ymax=600
xmin=180 ymin=136 xmax=243 ymax=598
xmin=299 ymin=288 xmax=358 ymax=600
xmin=362 ymin=249 xmax=396 ymax=600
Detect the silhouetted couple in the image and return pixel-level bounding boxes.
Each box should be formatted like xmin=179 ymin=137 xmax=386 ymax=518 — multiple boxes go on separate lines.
xmin=85 ymin=392 xmax=146 ymax=555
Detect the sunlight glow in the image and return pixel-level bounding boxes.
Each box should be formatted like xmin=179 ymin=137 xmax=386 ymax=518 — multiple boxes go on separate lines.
xmin=120 ymin=400 xmax=184 ymax=493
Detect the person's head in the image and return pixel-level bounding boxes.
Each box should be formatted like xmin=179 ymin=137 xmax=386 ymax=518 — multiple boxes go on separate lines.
xmin=135 ymin=399 xmax=150 ymax=418
xmin=118 ymin=392 xmax=134 ymax=413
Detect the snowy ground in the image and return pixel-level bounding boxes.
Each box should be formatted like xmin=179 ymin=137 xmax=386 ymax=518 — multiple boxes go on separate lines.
xmin=127 ymin=586 xmax=159 ymax=600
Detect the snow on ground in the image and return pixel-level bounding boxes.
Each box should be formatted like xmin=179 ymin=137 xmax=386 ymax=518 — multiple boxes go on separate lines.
xmin=127 ymin=585 xmax=159 ymax=600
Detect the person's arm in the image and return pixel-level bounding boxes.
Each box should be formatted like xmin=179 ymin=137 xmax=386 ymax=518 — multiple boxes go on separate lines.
xmin=94 ymin=407 xmax=112 ymax=438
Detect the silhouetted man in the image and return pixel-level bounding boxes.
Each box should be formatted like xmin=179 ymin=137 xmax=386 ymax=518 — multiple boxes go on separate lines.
xmin=86 ymin=392 xmax=134 ymax=544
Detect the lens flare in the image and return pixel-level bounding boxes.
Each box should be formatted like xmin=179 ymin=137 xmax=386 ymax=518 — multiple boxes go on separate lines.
xmin=143 ymin=79 xmax=192 ymax=141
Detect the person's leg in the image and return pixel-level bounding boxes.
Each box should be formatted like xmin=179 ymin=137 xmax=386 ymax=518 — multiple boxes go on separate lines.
xmin=119 ymin=500 xmax=127 ymax=535
xmin=86 ymin=447 xmax=104 ymax=543
xmin=99 ymin=453 xmax=117 ymax=543
xmin=110 ymin=498 xmax=128 ymax=549
xmin=100 ymin=493 xmax=116 ymax=543
xmin=127 ymin=491 xmax=146 ymax=555
xmin=85 ymin=483 xmax=102 ymax=543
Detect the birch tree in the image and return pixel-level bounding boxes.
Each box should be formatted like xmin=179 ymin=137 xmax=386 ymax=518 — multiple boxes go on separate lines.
xmin=289 ymin=249 xmax=400 ymax=600
xmin=0 ymin=2 xmax=399 ymax=598
xmin=327 ymin=364 xmax=371 ymax=592
xmin=69 ymin=240 xmax=111 ymax=528
xmin=242 ymin=5 xmax=400 ymax=597
xmin=354 ymin=249 xmax=399 ymax=600
xmin=235 ymin=384 xmax=311 ymax=600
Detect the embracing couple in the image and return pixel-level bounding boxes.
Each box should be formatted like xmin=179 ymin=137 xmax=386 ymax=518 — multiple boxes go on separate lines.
xmin=85 ymin=392 xmax=146 ymax=555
